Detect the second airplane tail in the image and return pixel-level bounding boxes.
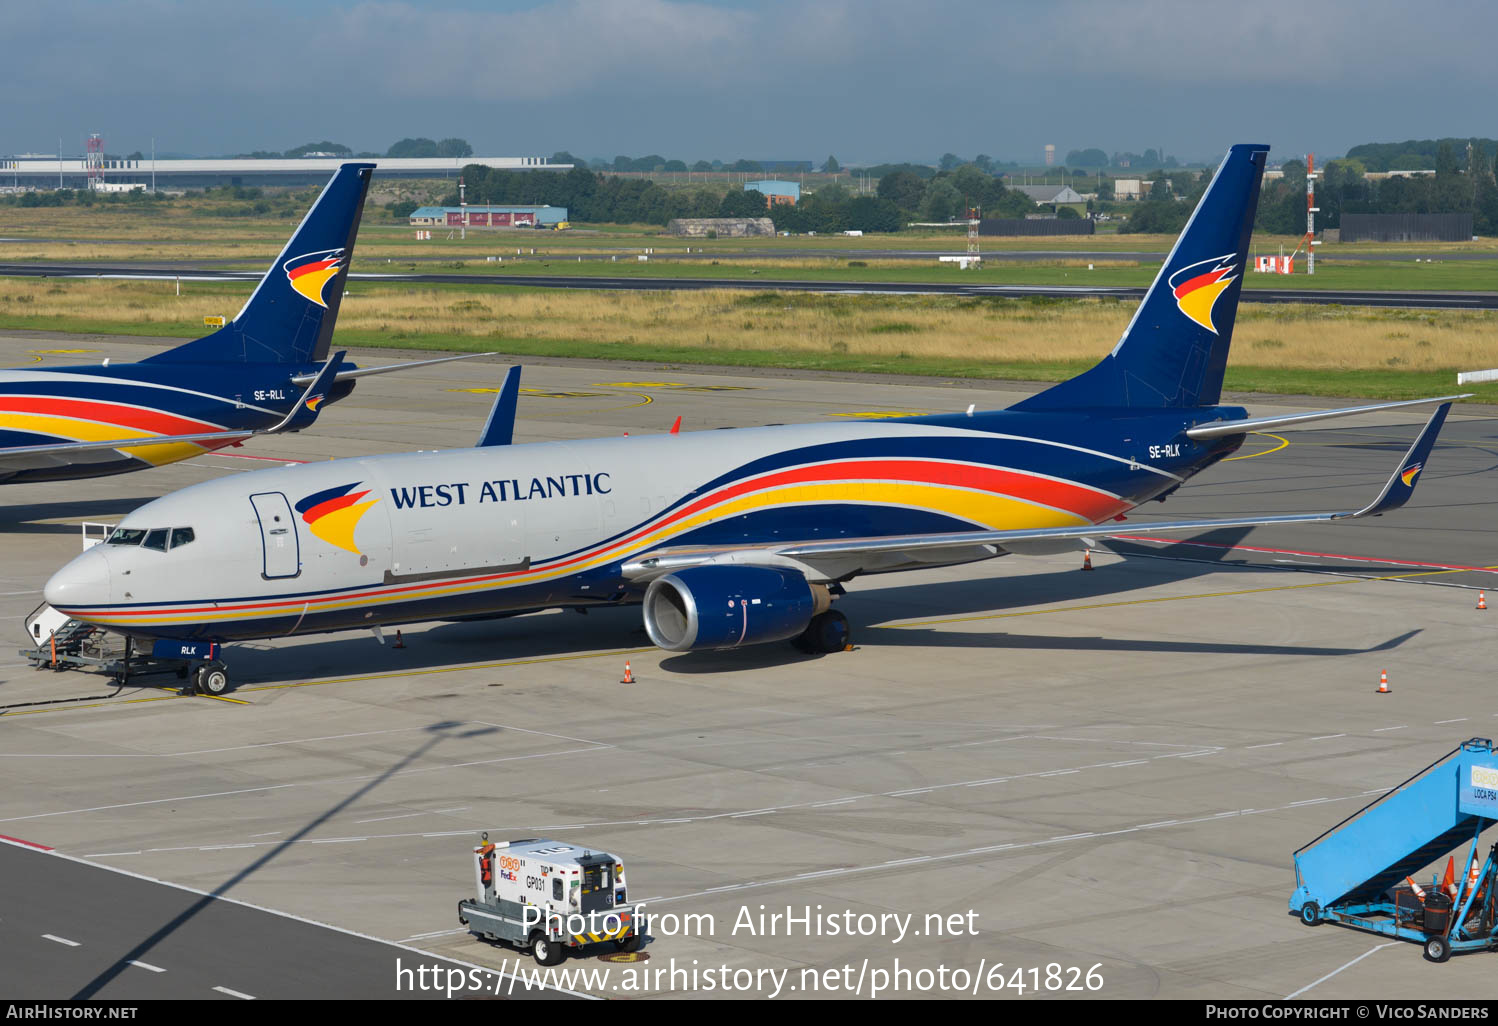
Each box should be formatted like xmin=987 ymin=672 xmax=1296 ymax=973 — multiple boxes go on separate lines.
xmin=1011 ymin=143 xmax=1268 ymax=412
xmin=145 ymin=162 xmax=375 ymax=367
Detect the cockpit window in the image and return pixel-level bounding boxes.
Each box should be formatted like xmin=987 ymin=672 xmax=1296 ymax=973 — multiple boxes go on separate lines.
xmin=142 ymin=529 xmax=169 ymax=552
xmin=106 ymin=528 xmax=146 ymax=546
xmin=169 ymin=527 xmax=195 ymax=550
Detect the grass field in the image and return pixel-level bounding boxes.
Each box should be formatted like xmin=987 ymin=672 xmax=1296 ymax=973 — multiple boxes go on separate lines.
xmin=0 ymin=277 xmax=1492 ymax=402
xmin=4 ymin=211 xmax=1495 ymax=291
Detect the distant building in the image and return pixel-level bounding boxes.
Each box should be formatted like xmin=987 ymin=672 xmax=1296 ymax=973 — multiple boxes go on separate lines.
xmin=408 ymin=205 xmax=567 ymax=228
xmin=1113 ymin=179 xmax=1145 ymax=201
xmin=1044 ymin=144 xmax=1056 ymax=166
xmin=667 ymin=217 xmax=776 ymax=238
xmin=1012 ymin=184 xmax=1084 ymax=205
xmin=1339 ymin=213 xmax=1472 ymax=242
xmin=0 ymin=155 xmax=569 ymax=190
xmin=745 ymin=179 xmax=800 ymax=206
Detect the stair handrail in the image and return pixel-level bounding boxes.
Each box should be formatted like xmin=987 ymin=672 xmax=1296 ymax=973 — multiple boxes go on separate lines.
xmin=1294 ymin=744 xmax=1463 ymax=857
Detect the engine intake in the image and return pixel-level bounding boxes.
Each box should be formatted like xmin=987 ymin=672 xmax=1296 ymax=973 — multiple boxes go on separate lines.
xmin=642 ymin=565 xmax=829 ymax=652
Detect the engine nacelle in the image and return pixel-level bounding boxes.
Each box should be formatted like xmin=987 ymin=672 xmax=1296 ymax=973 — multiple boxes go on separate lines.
xmin=642 ymin=565 xmax=830 ymax=652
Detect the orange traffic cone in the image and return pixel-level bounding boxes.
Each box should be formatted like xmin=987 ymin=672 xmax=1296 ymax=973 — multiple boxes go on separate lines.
xmin=1405 ymin=876 xmax=1427 ymax=902
xmin=393 ymin=630 xmax=406 ymax=650
xmin=620 ymin=660 xmax=635 ymax=684
xmin=1442 ymin=857 xmax=1458 ymax=898
xmin=1081 ymin=549 xmax=1093 ymax=571
xmin=1377 ymin=670 xmax=1390 ymax=694
xmin=1469 ymin=854 xmax=1484 ymax=891
xmin=1478 ymin=590 xmax=1487 ymax=611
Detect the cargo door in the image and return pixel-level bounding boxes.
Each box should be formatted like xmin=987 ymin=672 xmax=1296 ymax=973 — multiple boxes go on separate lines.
xmin=250 ymin=492 xmax=300 ymax=579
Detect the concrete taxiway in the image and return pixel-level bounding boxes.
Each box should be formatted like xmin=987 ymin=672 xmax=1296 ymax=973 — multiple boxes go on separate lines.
xmin=0 ymin=332 xmax=1494 ymax=1000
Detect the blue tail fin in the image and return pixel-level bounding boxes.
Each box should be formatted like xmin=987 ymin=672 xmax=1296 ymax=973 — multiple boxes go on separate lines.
xmin=146 ymin=163 xmax=375 ymax=366
xmin=1012 ymin=143 xmax=1268 ymax=411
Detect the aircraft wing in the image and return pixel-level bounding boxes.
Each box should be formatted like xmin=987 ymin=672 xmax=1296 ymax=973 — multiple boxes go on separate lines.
xmin=622 ymin=402 xmax=1452 ymax=583
xmin=0 ymin=430 xmax=256 ymax=465
xmin=287 ymin=351 xmax=495 ymax=387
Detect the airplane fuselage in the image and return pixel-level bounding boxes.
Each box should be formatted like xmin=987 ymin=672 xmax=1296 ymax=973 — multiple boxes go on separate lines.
xmin=44 ymin=407 xmax=1245 ymax=642
xmin=0 ymin=362 xmax=353 ymax=483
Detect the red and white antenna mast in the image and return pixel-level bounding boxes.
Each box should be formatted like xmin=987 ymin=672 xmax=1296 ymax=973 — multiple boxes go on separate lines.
xmin=86 ymin=134 xmax=104 ymax=190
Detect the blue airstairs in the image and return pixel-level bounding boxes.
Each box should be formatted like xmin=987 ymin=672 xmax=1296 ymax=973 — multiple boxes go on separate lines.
xmin=1290 ymin=738 xmax=1498 ymax=962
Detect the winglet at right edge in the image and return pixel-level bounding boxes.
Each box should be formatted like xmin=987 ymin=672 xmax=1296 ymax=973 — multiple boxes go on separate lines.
xmin=477 ymin=366 xmax=522 ymax=447
xmin=1342 ymin=402 xmax=1452 ymax=519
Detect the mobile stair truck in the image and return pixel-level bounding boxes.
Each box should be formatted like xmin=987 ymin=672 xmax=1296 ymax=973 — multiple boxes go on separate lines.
xmin=458 ymin=835 xmax=641 ymax=966
xmin=1290 ymin=738 xmax=1498 ymax=962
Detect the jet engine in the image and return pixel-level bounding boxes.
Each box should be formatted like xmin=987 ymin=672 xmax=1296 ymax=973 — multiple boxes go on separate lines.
xmin=642 ymin=565 xmax=831 ymax=652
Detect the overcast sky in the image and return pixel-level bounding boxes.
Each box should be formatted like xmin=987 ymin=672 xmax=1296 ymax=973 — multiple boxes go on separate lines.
xmin=5 ymin=0 xmax=1494 ymax=166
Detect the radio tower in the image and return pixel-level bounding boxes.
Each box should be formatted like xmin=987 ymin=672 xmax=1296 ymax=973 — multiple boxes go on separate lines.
xmin=85 ymin=134 xmax=104 ymax=191
xmin=966 ymin=205 xmax=981 ymax=259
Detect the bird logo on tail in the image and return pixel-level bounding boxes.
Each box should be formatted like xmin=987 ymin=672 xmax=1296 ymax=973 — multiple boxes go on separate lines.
xmin=283 ymin=249 xmax=347 ymax=309
xmin=1168 ymin=253 xmax=1238 ymax=335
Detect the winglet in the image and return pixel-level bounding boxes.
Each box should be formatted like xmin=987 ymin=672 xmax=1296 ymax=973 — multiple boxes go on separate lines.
xmin=1343 ymin=402 xmax=1451 ymax=519
xmin=477 ymin=366 xmax=522 ymax=447
xmin=267 ymin=350 xmax=347 ymax=434
xmin=669 ymin=415 xmax=682 ymax=434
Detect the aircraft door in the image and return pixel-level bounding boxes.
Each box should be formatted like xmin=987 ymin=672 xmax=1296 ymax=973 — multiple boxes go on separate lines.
xmin=250 ymin=492 xmax=301 ymax=579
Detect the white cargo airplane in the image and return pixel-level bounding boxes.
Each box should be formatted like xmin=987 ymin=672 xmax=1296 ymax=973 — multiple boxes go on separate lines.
xmin=43 ymin=144 xmax=1466 ymax=694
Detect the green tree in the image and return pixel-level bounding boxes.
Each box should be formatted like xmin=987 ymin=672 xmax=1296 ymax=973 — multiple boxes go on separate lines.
xmin=823 ymin=155 xmax=840 ymax=173
xmin=843 ymin=195 xmax=901 ymax=232
xmin=387 ymin=137 xmax=439 ymax=158
xmin=920 ymin=178 xmax=962 ymax=221
xmin=877 ymin=170 xmax=926 ymax=212
xmin=719 ymin=188 xmax=768 ymax=217
xmin=949 ymin=164 xmax=992 ymax=212
xmin=938 ymin=152 xmax=962 ymax=172
xmin=436 ymin=138 xmax=473 ymax=158
xmin=1066 ymin=148 xmax=1108 ymax=167
xmin=287 ymin=140 xmax=352 ymax=158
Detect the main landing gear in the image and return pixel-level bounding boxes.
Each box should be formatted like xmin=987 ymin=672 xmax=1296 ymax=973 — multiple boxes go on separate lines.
xmin=791 ymin=609 xmax=852 ymax=654
xmin=181 ymin=661 xmax=231 ymax=697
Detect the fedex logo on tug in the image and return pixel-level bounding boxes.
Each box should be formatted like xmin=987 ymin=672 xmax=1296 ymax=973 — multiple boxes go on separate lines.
xmin=389 ymin=472 xmax=612 ymax=510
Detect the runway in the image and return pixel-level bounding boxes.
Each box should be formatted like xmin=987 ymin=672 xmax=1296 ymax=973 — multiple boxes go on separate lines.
xmin=0 ymin=333 xmax=1494 ymax=999
xmin=1 ymin=261 xmax=1494 ymax=310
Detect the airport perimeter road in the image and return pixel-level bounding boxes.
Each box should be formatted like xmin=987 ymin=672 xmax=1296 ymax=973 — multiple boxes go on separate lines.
xmin=0 ymin=841 xmax=584 ymax=1001
xmin=0 ymin=261 xmax=1494 ymax=309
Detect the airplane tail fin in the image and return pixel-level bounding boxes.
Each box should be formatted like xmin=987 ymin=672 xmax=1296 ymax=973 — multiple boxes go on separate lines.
xmin=1011 ymin=143 xmax=1268 ymax=411
xmin=145 ymin=162 xmax=375 ymax=366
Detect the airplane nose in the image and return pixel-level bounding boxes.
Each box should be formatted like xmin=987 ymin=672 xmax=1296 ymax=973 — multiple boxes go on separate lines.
xmin=45 ymin=549 xmax=112 ymax=610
